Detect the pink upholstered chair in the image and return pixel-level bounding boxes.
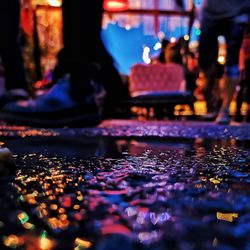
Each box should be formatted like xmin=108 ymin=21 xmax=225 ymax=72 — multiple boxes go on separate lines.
xmin=129 ymin=63 xmax=186 ymax=97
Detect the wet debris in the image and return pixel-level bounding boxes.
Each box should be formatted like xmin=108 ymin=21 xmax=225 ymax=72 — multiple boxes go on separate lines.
xmin=0 ymin=147 xmax=16 ymax=177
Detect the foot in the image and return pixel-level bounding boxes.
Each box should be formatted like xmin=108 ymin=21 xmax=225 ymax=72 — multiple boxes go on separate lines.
xmin=215 ymin=108 xmax=231 ymax=125
xmin=0 ymin=76 xmax=106 ymax=127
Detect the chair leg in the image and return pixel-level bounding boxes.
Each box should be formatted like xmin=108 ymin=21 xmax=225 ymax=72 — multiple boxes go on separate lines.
xmin=166 ymin=105 xmax=175 ymax=119
xmin=154 ymin=107 xmax=165 ymax=120
xmin=189 ymin=102 xmax=194 ymax=113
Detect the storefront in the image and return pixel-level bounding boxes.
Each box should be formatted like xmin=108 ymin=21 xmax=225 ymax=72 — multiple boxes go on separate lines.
xmin=22 ymin=0 xmax=202 ymax=79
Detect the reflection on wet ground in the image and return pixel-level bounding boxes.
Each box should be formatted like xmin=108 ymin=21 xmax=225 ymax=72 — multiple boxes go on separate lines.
xmin=1 ymin=120 xmax=250 ymax=140
xmin=0 ymin=133 xmax=249 ymax=250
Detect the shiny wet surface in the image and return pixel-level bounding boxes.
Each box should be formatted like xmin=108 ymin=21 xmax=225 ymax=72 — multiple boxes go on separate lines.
xmin=0 ymin=123 xmax=250 ymax=250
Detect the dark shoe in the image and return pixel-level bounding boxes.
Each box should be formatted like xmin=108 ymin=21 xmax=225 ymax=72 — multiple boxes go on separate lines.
xmin=0 ymin=76 xmax=106 ymax=127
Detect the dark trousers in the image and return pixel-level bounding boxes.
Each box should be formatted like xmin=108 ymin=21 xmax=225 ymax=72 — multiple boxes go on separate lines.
xmin=198 ymin=17 xmax=245 ymax=112
xmin=199 ymin=17 xmax=244 ymax=76
xmin=53 ymin=0 xmax=127 ymax=106
xmin=236 ymin=60 xmax=250 ymax=111
xmin=0 ymin=0 xmax=27 ymax=91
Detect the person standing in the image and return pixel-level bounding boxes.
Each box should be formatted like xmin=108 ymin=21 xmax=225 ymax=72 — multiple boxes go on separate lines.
xmin=0 ymin=0 xmax=126 ymax=127
xmin=235 ymin=24 xmax=250 ymax=122
xmin=199 ymin=0 xmax=250 ymax=124
xmin=0 ymin=0 xmax=29 ymax=104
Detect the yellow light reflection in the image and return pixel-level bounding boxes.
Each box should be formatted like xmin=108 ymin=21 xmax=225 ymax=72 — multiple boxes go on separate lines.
xmin=74 ymin=238 xmax=92 ymax=249
xmin=50 ymin=204 xmax=58 ymax=210
xmin=216 ymin=212 xmax=239 ymax=222
xmin=209 ymin=178 xmax=222 ymax=185
xmin=74 ymin=205 xmax=80 ymax=210
xmin=23 ymin=222 xmax=35 ymax=230
xmin=40 ymin=237 xmax=54 ymax=250
xmin=3 ymin=235 xmax=23 ymax=248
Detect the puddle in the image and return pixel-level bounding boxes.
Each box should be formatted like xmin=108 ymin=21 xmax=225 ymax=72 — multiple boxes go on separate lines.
xmin=0 ymin=137 xmax=250 ymax=250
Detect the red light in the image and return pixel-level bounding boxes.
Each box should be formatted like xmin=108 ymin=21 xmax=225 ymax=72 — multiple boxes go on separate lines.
xmin=103 ymin=0 xmax=128 ymax=11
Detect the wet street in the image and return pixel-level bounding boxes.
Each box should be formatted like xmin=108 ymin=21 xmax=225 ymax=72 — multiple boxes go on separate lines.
xmin=0 ymin=120 xmax=250 ymax=250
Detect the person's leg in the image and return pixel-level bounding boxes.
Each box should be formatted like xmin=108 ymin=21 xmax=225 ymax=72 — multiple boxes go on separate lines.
xmin=52 ymin=0 xmax=103 ymax=82
xmin=199 ymin=18 xmax=220 ymax=115
xmin=0 ymin=0 xmax=124 ymax=126
xmin=0 ymin=0 xmax=104 ymax=126
xmin=0 ymin=0 xmax=27 ymax=91
xmin=235 ymin=79 xmax=245 ymax=121
xmin=235 ymin=68 xmax=246 ymax=122
xmin=243 ymin=60 xmax=250 ymax=122
xmin=216 ymin=19 xmax=245 ymax=124
xmin=60 ymin=0 xmax=127 ymax=114
xmin=61 ymin=0 xmax=104 ymax=100
xmin=244 ymin=87 xmax=250 ymax=122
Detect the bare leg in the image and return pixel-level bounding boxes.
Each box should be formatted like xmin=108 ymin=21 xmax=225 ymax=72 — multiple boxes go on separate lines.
xmin=215 ymin=76 xmax=238 ymax=124
xmin=220 ymin=76 xmax=238 ymax=109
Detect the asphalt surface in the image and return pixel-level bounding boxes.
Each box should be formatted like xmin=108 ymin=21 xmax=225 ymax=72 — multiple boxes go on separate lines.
xmin=0 ymin=120 xmax=250 ymax=250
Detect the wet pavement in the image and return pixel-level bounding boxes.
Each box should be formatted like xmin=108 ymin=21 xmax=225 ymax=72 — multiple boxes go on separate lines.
xmin=1 ymin=120 xmax=250 ymax=140
xmin=0 ymin=121 xmax=250 ymax=250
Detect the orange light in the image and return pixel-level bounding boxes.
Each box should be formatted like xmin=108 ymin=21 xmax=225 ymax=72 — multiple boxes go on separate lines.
xmin=103 ymin=0 xmax=128 ymax=11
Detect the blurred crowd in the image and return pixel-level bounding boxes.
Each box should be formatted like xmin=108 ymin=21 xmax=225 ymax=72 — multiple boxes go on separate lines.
xmin=153 ymin=22 xmax=250 ymax=124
